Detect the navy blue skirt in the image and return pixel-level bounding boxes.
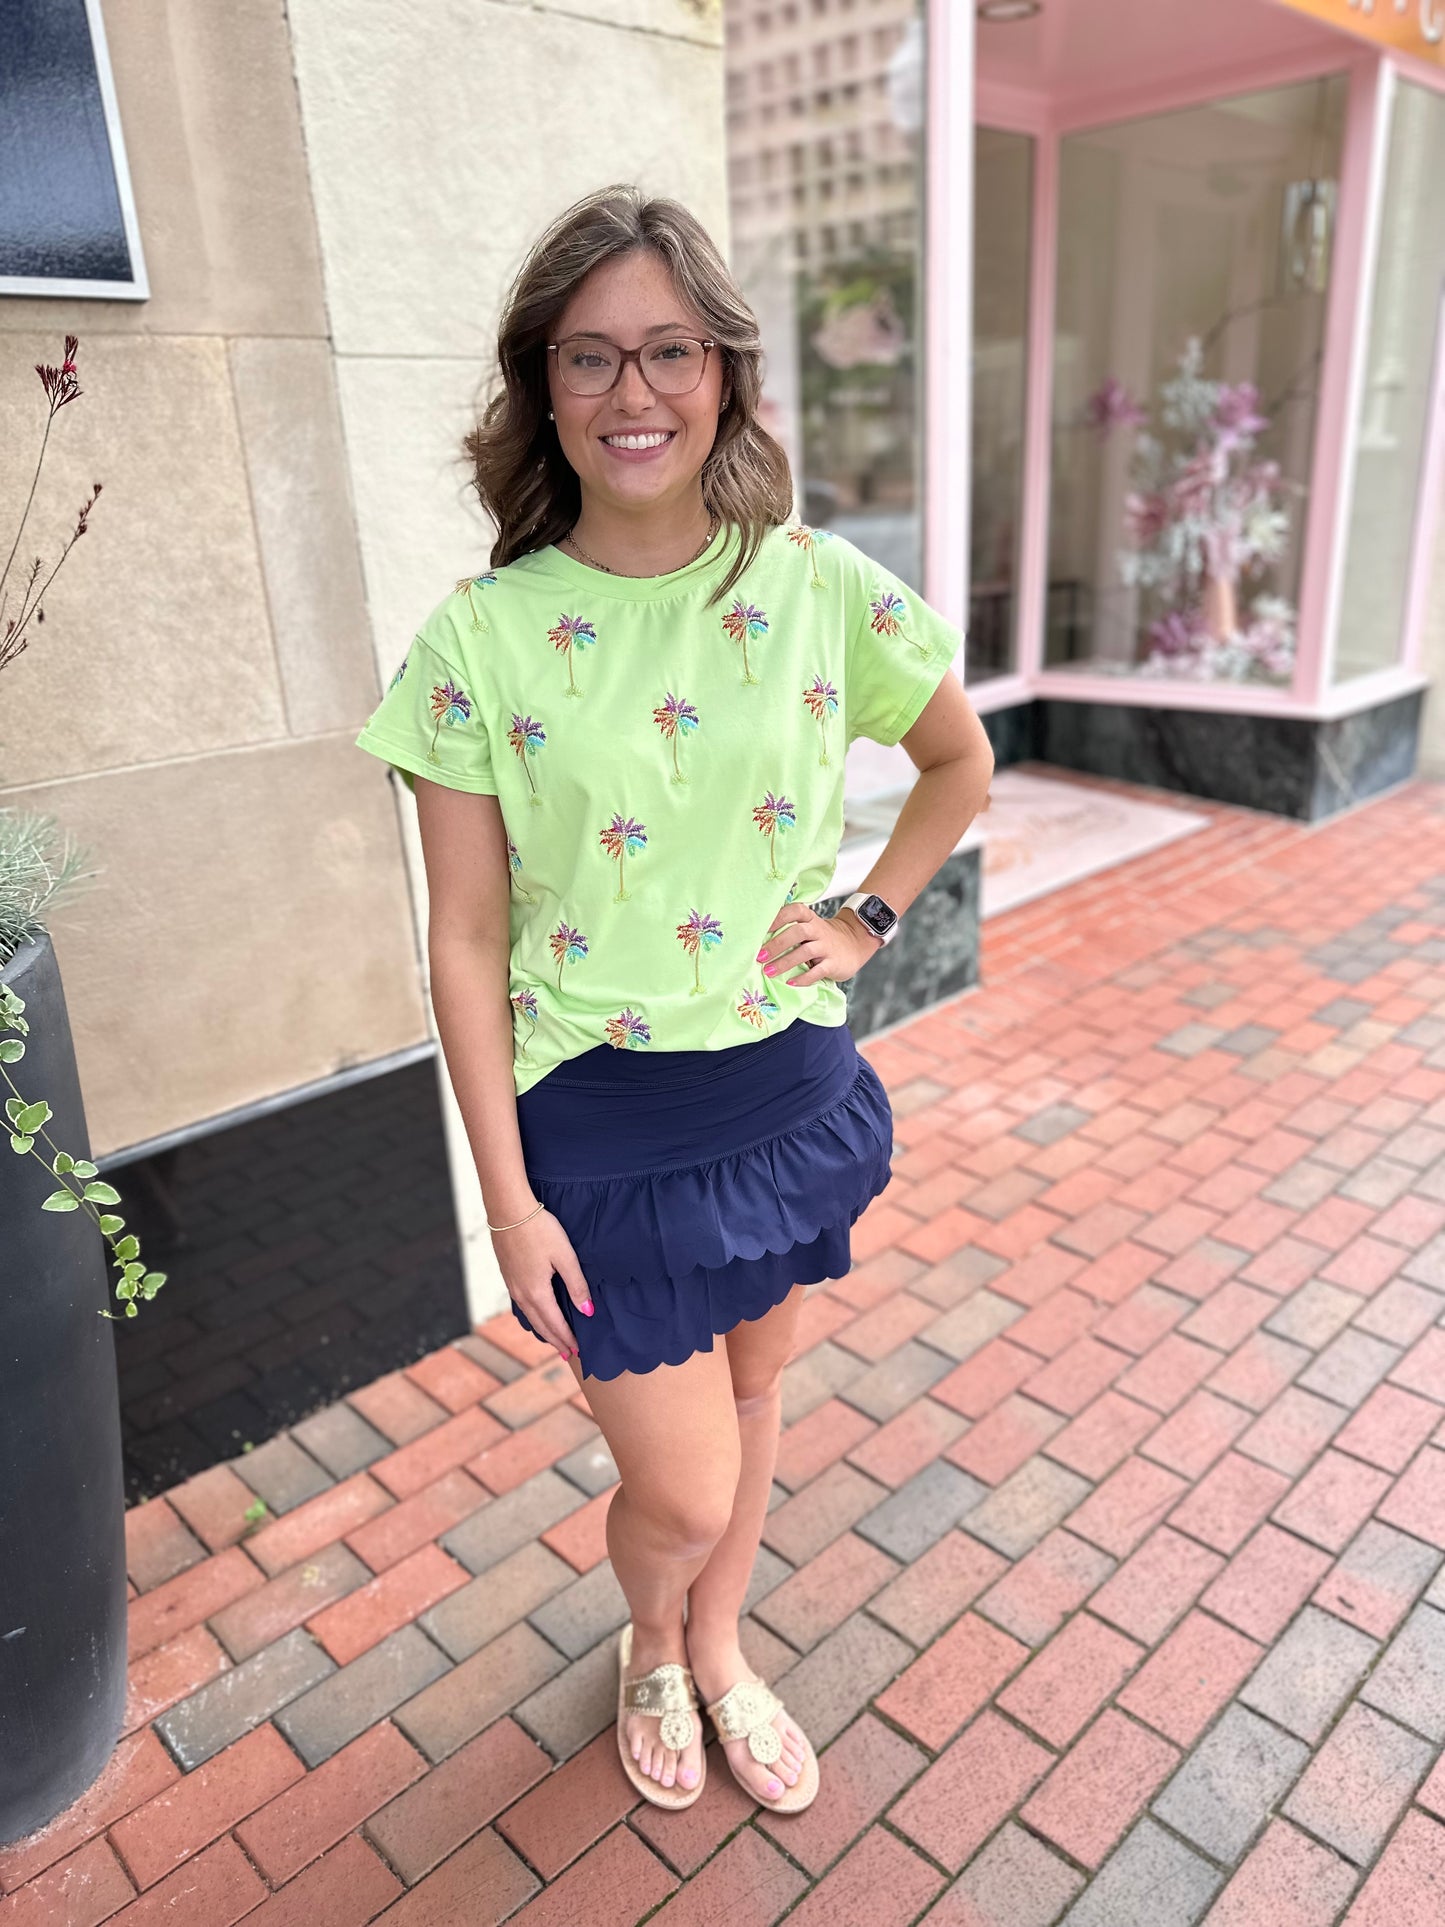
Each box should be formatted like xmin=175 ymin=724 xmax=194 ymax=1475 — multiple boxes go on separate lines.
xmin=511 ymin=1014 xmax=894 ymax=1379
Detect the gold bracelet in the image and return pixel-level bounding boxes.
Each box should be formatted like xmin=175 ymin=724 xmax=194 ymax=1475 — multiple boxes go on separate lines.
xmin=487 ymin=1199 xmax=546 ymax=1232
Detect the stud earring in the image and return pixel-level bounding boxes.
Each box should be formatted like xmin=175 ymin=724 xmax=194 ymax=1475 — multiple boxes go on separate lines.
xmin=548 ymin=409 xmax=554 ymax=420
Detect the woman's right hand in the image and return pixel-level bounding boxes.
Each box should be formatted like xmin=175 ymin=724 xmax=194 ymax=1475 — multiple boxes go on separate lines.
xmin=490 ymin=1207 xmax=594 ymax=1361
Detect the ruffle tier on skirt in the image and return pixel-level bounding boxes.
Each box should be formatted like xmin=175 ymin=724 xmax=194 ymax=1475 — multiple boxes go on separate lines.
xmin=511 ymin=1014 xmax=894 ymax=1379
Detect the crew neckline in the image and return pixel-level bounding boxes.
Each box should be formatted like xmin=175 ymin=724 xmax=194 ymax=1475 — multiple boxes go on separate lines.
xmin=527 ymin=519 xmax=748 ymax=601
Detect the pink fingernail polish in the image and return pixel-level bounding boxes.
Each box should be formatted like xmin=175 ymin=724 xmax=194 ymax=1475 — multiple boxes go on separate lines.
xmin=756 ymin=949 xmax=768 ymax=963
xmin=764 ymin=964 xmax=776 ymax=976
xmin=581 ymin=1300 xmax=594 ymax=1316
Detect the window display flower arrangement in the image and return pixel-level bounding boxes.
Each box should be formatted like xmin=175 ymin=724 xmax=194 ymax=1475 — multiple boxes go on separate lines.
xmin=1085 ymin=336 xmax=1299 ymax=684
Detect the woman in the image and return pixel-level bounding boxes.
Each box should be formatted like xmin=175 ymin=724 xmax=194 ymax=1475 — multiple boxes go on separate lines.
xmin=354 ymin=185 xmax=993 ymax=1815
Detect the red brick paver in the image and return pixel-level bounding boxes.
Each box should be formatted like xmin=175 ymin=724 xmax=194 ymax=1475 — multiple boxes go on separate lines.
xmin=11 ymin=776 xmax=1445 ymax=1926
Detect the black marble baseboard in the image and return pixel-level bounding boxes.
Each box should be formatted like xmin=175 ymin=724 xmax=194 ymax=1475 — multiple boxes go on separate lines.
xmin=977 ymin=690 xmax=1423 ymax=822
xmin=816 ymin=845 xmax=981 ymax=1038
xmin=103 ymin=1061 xmax=470 ymax=1504
xmin=980 ymin=700 xmax=1041 ymax=770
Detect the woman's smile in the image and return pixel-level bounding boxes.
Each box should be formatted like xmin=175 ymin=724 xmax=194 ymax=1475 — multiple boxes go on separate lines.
xmin=599 ymin=428 xmax=677 ymax=460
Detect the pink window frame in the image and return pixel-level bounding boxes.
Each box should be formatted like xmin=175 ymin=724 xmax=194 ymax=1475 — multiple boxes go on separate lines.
xmin=926 ymin=7 xmax=1445 ymax=724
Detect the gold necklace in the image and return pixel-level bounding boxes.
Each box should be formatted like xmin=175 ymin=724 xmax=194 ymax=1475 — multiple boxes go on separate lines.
xmin=563 ymin=512 xmax=720 ymax=578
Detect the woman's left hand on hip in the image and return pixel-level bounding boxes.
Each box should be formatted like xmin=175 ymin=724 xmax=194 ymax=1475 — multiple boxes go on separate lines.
xmin=757 ymin=900 xmax=881 ymax=988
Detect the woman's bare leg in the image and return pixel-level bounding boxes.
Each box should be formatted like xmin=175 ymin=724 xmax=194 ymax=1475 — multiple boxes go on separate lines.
xmin=570 ymin=1342 xmax=742 ymax=1792
xmin=683 ymin=1283 xmax=811 ymax=1800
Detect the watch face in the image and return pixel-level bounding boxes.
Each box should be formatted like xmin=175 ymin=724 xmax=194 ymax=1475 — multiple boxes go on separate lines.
xmin=856 ymin=894 xmax=896 ymax=938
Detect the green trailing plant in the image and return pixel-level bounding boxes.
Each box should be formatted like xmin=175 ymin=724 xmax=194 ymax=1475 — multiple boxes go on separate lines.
xmin=1 ymin=823 xmax=167 ymax=1326
xmin=1 ymin=337 xmax=166 ymax=1320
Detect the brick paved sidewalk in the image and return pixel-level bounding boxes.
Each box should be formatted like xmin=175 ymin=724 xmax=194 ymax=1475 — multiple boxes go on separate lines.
xmin=9 ymin=770 xmax=1445 ymax=1927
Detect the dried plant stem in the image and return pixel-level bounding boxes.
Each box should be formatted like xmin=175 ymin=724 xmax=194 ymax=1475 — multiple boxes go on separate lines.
xmin=0 ymin=407 xmax=54 ymax=620
xmin=0 ymin=511 xmax=94 ymax=673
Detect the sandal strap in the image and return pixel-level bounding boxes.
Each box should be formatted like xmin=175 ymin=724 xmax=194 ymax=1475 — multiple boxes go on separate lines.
xmin=623 ymin=1659 xmax=699 ymax=1750
xmin=703 ymin=1677 xmax=786 ymax=1766
xmin=622 ymin=1660 xmax=697 ymax=1717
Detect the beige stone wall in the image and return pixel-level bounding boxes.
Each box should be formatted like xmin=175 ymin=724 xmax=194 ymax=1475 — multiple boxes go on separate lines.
xmin=284 ymin=0 xmax=729 ymax=657
xmin=0 ymin=0 xmax=422 ymax=1161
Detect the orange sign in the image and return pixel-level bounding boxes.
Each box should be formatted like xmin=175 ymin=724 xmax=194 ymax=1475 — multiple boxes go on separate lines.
xmin=1272 ymin=0 xmax=1445 ymax=63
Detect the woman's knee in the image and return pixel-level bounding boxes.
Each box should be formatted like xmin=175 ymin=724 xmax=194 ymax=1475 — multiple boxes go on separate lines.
xmin=621 ymin=1465 xmax=739 ymax=1557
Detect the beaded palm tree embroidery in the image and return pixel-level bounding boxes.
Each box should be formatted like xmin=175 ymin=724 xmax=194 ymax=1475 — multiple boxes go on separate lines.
xmin=802 ymin=675 xmax=839 ymax=766
xmin=752 ymin=791 xmax=796 ymax=881
xmin=604 ymin=1008 xmax=652 ymax=1050
xmin=507 ymin=713 xmax=547 ymax=804
xmin=785 ymin=521 xmax=836 ymax=589
xmin=738 ymin=984 xmax=781 ymax=1031
xmin=387 ymin=653 xmax=409 ymax=691
xmin=549 ymin=921 xmax=588 ymax=994
xmin=677 ymin=908 xmax=724 ymax=996
xmin=455 ymin=572 xmax=498 ymax=632
xmin=599 ymin=814 xmax=648 ymax=902
xmin=652 ymin=692 xmax=700 ymax=784
xmin=721 ymin=598 xmax=768 ymax=685
xmin=506 ymin=837 xmax=538 ymax=904
xmin=510 ymin=987 xmax=539 ymax=1059
xmin=549 ymin=613 xmax=597 ymax=698
xmin=871 ymin=583 xmax=930 ymax=656
xmin=427 ymin=679 xmax=473 ymax=762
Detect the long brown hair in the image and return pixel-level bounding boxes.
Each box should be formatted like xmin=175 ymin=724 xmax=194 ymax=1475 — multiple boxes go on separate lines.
xmin=463 ymin=184 xmax=794 ymax=609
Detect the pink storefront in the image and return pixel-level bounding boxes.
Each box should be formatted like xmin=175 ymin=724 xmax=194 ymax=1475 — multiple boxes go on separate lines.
xmin=725 ymin=0 xmax=1445 ymax=818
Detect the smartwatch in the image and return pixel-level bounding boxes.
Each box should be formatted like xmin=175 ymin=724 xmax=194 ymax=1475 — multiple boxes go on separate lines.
xmin=842 ymin=891 xmax=900 ymax=947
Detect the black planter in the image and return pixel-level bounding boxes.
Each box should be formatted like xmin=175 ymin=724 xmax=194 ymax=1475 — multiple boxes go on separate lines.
xmin=0 ymin=932 xmax=126 ymax=1844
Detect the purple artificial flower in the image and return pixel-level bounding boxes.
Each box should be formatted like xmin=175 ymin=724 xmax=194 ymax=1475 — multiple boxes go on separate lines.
xmin=1122 ymin=490 xmax=1169 ymax=547
xmin=1148 ymin=611 xmax=1204 ymax=659
xmin=1212 ymin=382 xmax=1268 ymax=449
xmin=1083 ymin=376 xmax=1147 ymax=436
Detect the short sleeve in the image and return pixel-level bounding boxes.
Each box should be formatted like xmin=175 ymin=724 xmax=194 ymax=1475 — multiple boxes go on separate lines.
xmin=354 ymin=623 xmax=498 ymax=797
xmin=844 ymin=553 xmax=964 ymax=747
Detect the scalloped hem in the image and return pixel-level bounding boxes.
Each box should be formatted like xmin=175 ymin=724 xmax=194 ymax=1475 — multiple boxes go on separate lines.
xmin=511 ymin=1197 xmax=883 ymax=1381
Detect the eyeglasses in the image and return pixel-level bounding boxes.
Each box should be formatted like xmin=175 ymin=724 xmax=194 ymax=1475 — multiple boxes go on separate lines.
xmin=547 ymin=334 xmax=716 ymax=398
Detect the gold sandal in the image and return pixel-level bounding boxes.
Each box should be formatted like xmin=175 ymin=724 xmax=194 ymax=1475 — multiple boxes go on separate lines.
xmin=703 ymin=1673 xmax=819 ymax=1813
xmin=616 ymin=1623 xmax=706 ymax=1810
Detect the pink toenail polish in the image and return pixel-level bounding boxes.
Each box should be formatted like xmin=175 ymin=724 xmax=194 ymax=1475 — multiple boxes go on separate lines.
xmin=767 ymin=1777 xmax=782 ymax=1796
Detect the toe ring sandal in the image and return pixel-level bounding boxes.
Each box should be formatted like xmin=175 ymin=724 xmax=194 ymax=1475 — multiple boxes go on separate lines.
xmin=616 ymin=1622 xmax=706 ymax=1810
xmin=703 ymin=1674 xmax=820 ymax=1813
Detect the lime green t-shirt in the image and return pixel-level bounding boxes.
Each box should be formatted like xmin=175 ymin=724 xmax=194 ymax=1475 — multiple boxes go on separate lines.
xmin=354 ymin=518 xmax=962 ymax=1097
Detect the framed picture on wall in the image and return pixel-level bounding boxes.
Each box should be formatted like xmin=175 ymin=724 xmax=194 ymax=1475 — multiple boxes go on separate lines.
xmin=1 ymin=0 xmax=148 ymax=299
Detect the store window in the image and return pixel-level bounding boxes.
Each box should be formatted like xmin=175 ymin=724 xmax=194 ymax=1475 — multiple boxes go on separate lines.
xmin=723 ymin=0 xmax=926 ymax=591
xmin=1046 ymin=74 xmax=1347 ymax=687
xmin=970 ymin=127 xmax=1032 ymax=683
xmin=1333 ymin=78 xmax=1445 ymax=683
xmin=1 ymin=0 xmax=147 ymax=297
